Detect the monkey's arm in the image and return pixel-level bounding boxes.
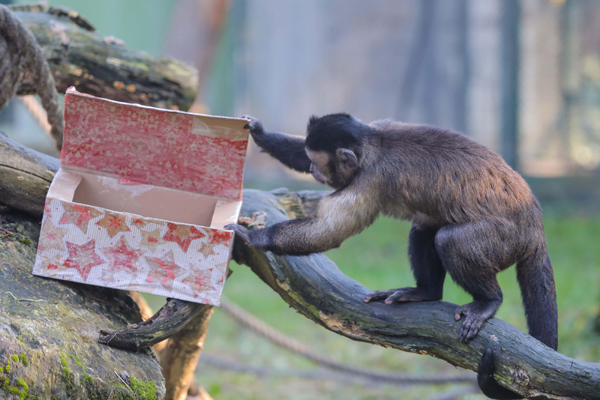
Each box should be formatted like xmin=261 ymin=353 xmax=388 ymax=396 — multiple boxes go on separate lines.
xmin=227 ymin=190 xmax=378 ymax=255
xmin=243 ymin=115 xmax=311 ymax=173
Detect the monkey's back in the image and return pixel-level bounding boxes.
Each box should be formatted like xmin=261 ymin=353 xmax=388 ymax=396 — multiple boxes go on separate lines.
xmin=367 ymin=121 xmax=539 ymax=227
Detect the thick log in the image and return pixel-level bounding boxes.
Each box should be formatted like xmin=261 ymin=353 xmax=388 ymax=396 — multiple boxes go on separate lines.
xmin=2 ymin=136 xmax=600 ymax=399
xmin=12 ymin=7 xmax=198 ymax=111
xmin=0 ymin=133 xmax=58 ymax=216
xmin=0 ymin=208 xmax=165 ymax=398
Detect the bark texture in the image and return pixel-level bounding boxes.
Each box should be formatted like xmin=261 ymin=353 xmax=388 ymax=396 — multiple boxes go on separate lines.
xmin=159 ymin=306 xmax=213 ymax=400
xmin=12 ymin=6 xmax=198 ymax=111
xmin=2 ymin=135 xmax=600 ymax=399
xmin=0 ymin=197 xmax=164 ymax=399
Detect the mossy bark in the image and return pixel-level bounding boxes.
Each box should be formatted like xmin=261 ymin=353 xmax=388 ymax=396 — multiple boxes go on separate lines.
xmin=0 ymin=207 xmax=165 ymax=399
xmin=12 ymin=6 xmax=198 ymax=111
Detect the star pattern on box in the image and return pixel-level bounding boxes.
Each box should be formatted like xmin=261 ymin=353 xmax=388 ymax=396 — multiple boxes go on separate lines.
xmin=44 ymin=199 xmax=53 ymax=217
xmin=39 ymin=217 xmax=68 ymax=251
xmin=198 ymin=241 xmax=216 ymax=257
xmin=208 ymin=230 xmax=232 ymax=245
xmin=163 ymin=223 xmax=206 ymax=252
xmin=183 ymin=269 xmax=215 ymax=295
xmin=34 ymin=196 xmax=232 ymax=305
xmin=130 ymin=217 xmax=148 ymax=229
xmin=60 ymin=203 xmax=102 ymax=234
xmin=96 ymin=212 xmax=130 ymax=238
xmin=44 ymin=253 xmax=64 ymax=273
xmin=140 ymin=228 xmax=163 ymax=250
xmin=100 ymin=236 xmax=144 ymax=277
xmin=145 ymin=251 xmax=186 ymax=292
xmin=63 ymin=239 xmax=105 ymax=280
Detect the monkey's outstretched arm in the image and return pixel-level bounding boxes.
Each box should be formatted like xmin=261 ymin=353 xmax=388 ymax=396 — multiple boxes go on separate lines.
xmin=227 ymin=191 xmax=379 ymax=255
xmin=242 ymin=115 xmax=311 ymax=173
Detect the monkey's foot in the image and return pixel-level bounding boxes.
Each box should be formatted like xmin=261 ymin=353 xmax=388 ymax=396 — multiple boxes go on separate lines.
xmin=363 ymin=287 xmax=440 ymax=304
xmin=454 ymin=300 xmax=501 ymax=343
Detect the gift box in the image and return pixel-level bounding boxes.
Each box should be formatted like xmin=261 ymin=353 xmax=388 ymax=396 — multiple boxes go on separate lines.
xmin=32 ymin=88 xmax=249 ymax=305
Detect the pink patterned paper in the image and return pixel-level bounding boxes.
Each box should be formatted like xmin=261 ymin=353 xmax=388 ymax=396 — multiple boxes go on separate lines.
xmin=33 ymin=89 xmax=246 ymax=305
xmin=33 ymin=198 xmax=232 ymax=305
xmin=61 ymin=88 xmax=249 ymax=199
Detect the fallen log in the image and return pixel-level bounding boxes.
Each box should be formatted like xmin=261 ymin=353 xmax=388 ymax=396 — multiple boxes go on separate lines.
xmin=2 ymin=135 xmax=600 ymax=399
xmin=0 ymin=138 xmax=165 ymax=398
xmin=11 ymin=5 xmax=198 ymax=111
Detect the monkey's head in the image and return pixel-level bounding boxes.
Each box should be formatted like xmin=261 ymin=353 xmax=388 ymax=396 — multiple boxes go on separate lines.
xmin=305 ymin=113 xmax=367 ymax=189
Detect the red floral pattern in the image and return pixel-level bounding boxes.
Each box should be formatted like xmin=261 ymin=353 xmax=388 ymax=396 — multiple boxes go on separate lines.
xmin=61 ymin=89 xmax=248 ymax=199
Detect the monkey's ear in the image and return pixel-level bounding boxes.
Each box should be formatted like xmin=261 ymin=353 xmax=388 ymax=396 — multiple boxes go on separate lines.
xmin=336 ymin=148 xmax=358 ymax=174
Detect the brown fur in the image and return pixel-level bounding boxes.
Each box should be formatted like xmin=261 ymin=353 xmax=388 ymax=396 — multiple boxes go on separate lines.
xmin=227 ymin=114 xmax=558 ymax=400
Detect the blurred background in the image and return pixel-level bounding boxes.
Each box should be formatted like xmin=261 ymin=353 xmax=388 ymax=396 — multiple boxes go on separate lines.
xmin=2 ymin=0 xmax=600 ymax=399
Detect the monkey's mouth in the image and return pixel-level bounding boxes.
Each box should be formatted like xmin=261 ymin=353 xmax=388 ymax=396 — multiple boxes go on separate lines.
xmin=311 ymin=171 xmax=327 ymax=185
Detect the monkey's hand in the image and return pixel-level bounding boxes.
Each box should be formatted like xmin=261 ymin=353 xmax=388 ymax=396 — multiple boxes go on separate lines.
xmin=225 ymin=223 xmax=271 ymax=250
xmin=226 ymin=223 xmax=251 ymax=244
xmin=240 ymin=115 xmax=265 ymax=139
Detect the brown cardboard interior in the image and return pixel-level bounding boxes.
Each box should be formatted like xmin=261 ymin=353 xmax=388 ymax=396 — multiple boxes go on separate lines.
xmin=49 ymin=168 xmax=240 ymax=228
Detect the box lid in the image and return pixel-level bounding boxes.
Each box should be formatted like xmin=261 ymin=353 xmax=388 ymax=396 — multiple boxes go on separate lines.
xmin=61 ymin=88 xmax=249 ymax=200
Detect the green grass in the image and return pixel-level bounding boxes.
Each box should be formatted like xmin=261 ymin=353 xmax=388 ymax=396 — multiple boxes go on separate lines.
xmin=145 ymin=214 xmax=600 ymax=399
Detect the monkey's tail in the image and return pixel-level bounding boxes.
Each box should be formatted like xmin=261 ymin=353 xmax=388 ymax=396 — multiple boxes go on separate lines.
xmin=516 ymin=247 xmax=558 ymax=350
xmin=477 ymin=247 xmax=558 ymax=399
xmin=477 ymin=349 xmax=521 ymax=399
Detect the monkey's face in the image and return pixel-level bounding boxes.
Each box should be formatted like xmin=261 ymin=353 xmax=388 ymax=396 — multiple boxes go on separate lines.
xmin=306 ymin=148 xmax=358 ymax=189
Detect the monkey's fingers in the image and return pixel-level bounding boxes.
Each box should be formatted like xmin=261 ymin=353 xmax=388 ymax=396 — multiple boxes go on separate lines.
xmin=225 ymin=223 xmax=251 ymax=245
xmin=239 ymin=115 xmax=263 ymax=133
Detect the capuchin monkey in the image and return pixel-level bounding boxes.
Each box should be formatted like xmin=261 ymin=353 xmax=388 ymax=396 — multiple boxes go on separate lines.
xmin=226 ymin=114 xmax=558 ymax=400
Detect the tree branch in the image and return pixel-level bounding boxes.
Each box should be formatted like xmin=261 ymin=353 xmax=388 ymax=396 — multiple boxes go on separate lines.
xmin=2 ymin=135 xmax=599 ymax=399
xmin=231 ymin=189 xmax=600 ymax=400
xmin=12 ymin=6 xmax=198 ymax=110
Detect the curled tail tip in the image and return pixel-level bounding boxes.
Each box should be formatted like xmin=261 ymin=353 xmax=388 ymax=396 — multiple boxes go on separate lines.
xmin=477 ymin=347 xmax=522 ymax=400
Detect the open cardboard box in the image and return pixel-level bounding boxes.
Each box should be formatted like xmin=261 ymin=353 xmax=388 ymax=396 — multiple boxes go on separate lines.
xmin=32 ymin=88 xmax=249 ymax=305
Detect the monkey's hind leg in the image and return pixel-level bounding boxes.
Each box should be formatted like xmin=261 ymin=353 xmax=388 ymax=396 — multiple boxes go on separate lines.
xmin=364 ymin=224 xmax=445 ymax=304
xmin=435 ymin=222 xmax=506 ymax=344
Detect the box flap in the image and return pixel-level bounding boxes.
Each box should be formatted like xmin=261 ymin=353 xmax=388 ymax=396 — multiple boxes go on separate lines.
xmin=61 ymin=88 xmax=249 ymax=199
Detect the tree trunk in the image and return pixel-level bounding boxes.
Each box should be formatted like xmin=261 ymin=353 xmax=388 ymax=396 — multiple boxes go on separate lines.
xmin=12 ymin=6 xmax=198 ymax=111
xmin=160 ymin=306 xmax=213 ymax=400
xmin=0 ymin=138 xmax=165 ymax=398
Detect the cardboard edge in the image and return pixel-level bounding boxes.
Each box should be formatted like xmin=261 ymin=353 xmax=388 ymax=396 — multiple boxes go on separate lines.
xmin=47 ymin=168 xmax=82 ymax=202
xmin=210 ymin=200 xmax=242 ymax=230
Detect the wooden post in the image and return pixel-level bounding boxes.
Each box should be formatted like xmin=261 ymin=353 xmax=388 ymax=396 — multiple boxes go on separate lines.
xmin=500 ymin=0 xmax=521 ymax=170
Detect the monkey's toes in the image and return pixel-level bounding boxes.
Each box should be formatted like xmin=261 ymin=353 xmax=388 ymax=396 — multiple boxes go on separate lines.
xmin=363 ymin=289 xmax=398 ymax=303
xmin=459 ymin=316 xmax=485 ymax=343
xmin=454 ymin=305 xmax=486 ymax=343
